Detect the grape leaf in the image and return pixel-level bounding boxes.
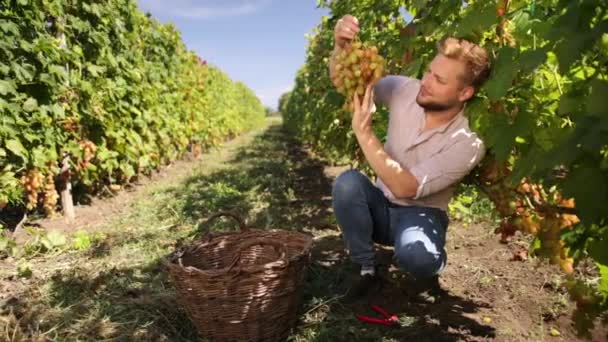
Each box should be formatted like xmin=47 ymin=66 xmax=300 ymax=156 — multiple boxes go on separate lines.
xmin=23 ymin=97 xmax=38 ymax=112
xmin=519 ymin=48 xmax=547 ymax=74
xmin=5 ymin=139 xmax=28 ymax=159
xmin=597 ymin=263 xmax=608 ymax=297
xmin=484 ymin=47 xmax=517 ymax=101
xmin=588 ymin=238 xmax=608 ymax=266
xmin=0 ymin=79 xmax=15 ymax=95
xmin=46 ymin=231 xmax=66 ymax=248
xmin=456 ymin=1 xmax=497 ymax=37
xmin=562 ymin=167 xmax=608 ymax=224
xmin=586 ymin=79 xmax=608 ymax=115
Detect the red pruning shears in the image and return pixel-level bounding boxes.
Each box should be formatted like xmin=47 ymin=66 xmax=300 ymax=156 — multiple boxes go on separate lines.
xmin=356 ymin=304 xmax=399 ymax=327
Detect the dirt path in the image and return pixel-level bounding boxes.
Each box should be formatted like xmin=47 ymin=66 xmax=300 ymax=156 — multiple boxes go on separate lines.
xmin=0 ymin=117 xmax=604 ymax=341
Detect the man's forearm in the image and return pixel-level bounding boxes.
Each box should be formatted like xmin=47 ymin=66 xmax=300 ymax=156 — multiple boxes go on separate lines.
xmin=355 ymin=130 xmax=418 ymax=198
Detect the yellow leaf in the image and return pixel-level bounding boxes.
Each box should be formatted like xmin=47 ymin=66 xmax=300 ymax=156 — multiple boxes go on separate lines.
xmin=550 ymin=328 xmax=560 ymax=336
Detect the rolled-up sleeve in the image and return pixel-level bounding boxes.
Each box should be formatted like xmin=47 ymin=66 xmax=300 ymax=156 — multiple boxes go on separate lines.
xmin=409 ymin=132 xmax=486 ymax=199
xmin=374 ymin=75 xmax=411 ymax=107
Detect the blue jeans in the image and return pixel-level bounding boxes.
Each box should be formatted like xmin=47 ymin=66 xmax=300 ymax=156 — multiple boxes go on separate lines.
xmin=332 ymin=170 xmax=449 ymax=279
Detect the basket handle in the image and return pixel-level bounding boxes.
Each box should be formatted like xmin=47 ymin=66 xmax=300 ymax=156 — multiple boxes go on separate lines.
xmin=195 ymin=211 xmax=248 ymax=239
xmin=227 ymin=238 xmax=289 ymax=273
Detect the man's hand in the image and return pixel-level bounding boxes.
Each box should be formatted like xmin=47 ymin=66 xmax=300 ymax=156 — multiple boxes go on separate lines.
xmin=329 ymin=15 xmax=360 ymax=86
xmin=352 ymin=84 xmax=374 ymax=136
xmin=334 ymin=15 xmax=360 ymax=49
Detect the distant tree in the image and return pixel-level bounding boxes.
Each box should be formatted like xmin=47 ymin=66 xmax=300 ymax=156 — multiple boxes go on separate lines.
xmin=265 ymin=106 xmax=275 ymax=116
xmin=278 ymin=91 xmax=291 ymax=114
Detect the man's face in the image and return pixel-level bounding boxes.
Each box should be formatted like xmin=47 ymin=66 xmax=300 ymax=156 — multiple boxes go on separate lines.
xmin=416 ymin=54 xmax=473 ymax=111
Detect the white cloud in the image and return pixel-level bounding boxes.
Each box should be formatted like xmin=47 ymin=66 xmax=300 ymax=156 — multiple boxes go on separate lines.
xmin=138 ymin=0 xmax=272 ymax=19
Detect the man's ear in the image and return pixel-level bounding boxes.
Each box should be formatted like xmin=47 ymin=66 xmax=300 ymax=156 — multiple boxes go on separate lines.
xmin=459 ymin=85 xmax=475 ymax=102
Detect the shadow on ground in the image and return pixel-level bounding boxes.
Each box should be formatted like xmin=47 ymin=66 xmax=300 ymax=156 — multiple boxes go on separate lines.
xmin=302 ymin=232 xmax=495 ymax=342
xmin=1 ymin=122 xmax=494 ymax=341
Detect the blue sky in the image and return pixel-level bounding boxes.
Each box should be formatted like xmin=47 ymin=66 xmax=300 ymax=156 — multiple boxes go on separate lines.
xmin=135 ymin=0 xmax=329 ymax=110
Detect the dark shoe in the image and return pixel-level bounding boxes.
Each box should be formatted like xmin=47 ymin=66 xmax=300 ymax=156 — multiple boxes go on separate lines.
xmin=413 ymin=288 xmax=441 ymax=304
xmin=343 ymin=272 xmax=382 ymax=301
xmin=405 ymin=275 xmax=443 ymax=304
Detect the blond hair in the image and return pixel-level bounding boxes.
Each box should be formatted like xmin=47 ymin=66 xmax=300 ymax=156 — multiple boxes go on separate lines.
xmin=438 ymin=37 xmax=491 ymax=89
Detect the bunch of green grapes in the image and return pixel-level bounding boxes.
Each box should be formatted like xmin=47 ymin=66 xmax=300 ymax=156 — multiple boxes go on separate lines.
xmin=20 ymin=169 xmax=44 ymax=210
xmin=78 ymin=140 xmax=97 ymax=170
xmin=42 ymin=173 xmax=59 ymax=216
xmin=480 ymin=157 xmax=578 ymax=274
xmin=331 ymin=40 xmax=386 ymax=112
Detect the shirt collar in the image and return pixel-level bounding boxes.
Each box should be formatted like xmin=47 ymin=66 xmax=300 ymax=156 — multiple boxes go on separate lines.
xmin=420 ymin=108 xmax=465 ymax=135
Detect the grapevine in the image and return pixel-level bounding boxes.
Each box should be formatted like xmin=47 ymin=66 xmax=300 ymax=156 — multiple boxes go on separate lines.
xmin=282 ymin=0 xmax=608 ymax=331
xmin=0 ymin=0 xmax=266 ymax=215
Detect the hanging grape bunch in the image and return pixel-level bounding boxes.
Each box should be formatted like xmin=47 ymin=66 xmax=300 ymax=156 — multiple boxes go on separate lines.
xmin=479 ymin=157 xmax=578 ymax=274
xmin=20 ymin=169 xmax=44 ymax=210
xmin=332 ymin=39 xmax=386 ymax=112
xmin=78 ymin=140 xmax=97 ymax=170
xmin=42 ymin=173 xmax=59 ymax=216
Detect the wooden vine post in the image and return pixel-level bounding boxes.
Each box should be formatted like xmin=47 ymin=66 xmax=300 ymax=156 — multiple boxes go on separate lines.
xmin=60 ymin=152 xmax=75 ymax=222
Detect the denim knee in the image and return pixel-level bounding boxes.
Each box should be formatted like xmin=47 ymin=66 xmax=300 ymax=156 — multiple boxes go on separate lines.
xmin=394 ymin=241 xmax=446 ymax=279
xmin=332 ymin=170 xmax=366 ymax=206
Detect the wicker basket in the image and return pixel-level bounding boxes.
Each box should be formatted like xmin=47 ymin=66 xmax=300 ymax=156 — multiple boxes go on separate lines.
xmin=163 ymin=212 xmax=313 ymax=342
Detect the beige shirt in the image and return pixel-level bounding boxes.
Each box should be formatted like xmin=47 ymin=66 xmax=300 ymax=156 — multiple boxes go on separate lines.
xmin=373 ymin=75 xmax=485 ymax=211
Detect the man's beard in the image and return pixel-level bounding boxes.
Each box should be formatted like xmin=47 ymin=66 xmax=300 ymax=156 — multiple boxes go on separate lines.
xmin=416 ymin=93 xmax=458 ymax=112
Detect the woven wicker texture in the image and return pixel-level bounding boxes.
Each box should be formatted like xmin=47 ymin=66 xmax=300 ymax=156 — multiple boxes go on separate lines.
xmin=163 ymin=212 xmax=313 ymax=342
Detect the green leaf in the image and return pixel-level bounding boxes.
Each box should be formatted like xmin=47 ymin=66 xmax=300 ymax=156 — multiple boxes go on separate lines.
xmin=597 ymin=263 xmax=608 ymax=297
xmin=562 ymin=167 xmax=608 ymax=224
xmin=529 ymin=236 xmax=542 ymax=254
xmin=511 ymin=12 xmax=533 ymax=39
xmin=456 ymin=1 xmax=497 ymax=37
xmin=5 ymin=139 xmax=28 ymax=159
xmin=48 ymin=65 xmax=68 ymax=81
xmin=0 ymin=63 xmax=10 ymax=75
xmin=0 ymin=79 xmax=15 ymax=95
xmin=486 ymin=114 xmax=516 ymax=161
xmin=17 ymin=262 xmax=32 ymax=278
xmin=23 ymin=98 xmax=38 ymax=112
xmin=512 ymin=109 xmax=536 ymax=138
xmin=72 ymin=231 xmax=92 ymax=251
xmin=0 ymin=21 xmax=19 ymax=35
xmin=121 ymin=164 xmax=135 ymax=179
xmin=0 ymin=235 xmax=14 ymax=253
xmin=50 ymin=103 xmax=65 ymax=118
xmin=587 ymin=79 xmax=608 ymax=115
xmin=22 ymin=132 xmax=38 ymax=143
xmin=554 ymin=27 xmax=598 ymax=73
xmin=46 ymin=230 xmax=67 ymax=248
xmin=86 ymin=64 xmax=105 ymax=77
xmin=519 ymin=48 xmax=547 ymax=74
xmin=31 ymin=146 xmax=53 ymax=169
xmin=533 ymin=129 xmax=554 ymax=151
xmin=12 ymin=62 xmax=35 ymax=82
xmin=484 ymin=47 xmax=517 ymax=101
xmin=558 ymin=93 xmax=583 ymax=115
xmin=96 ymin=148 xmax=117 ymax=162
xmin=85 ymin=163 xmax=98 ymax=171
xmin=588 ymin=237 xmax=608 ymax=266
